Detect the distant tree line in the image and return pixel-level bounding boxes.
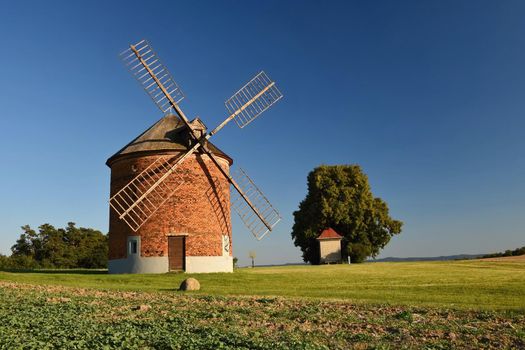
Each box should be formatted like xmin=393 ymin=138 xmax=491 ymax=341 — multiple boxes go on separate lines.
xmin=0 ymin=223 xmax=107 ymax=270
xmin=482 ymin=246 xmax=525 ymax=259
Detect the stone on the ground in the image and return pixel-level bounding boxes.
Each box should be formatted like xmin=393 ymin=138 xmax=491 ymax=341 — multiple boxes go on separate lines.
xmin=179 ymin=277 xmax=200 ymax=291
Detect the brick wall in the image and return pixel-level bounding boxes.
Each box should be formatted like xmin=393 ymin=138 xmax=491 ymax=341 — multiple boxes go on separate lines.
xmin=108 ymin=151 xmax=232 ymax=260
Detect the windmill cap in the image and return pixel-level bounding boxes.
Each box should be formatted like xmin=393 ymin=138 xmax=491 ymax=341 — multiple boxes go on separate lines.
xmin=106 ymin=114 xmax=232 ymax=167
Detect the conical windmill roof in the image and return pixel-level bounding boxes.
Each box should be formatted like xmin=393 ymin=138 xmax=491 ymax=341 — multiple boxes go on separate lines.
xmin=106 ymin=114 xmax=232 ymax=166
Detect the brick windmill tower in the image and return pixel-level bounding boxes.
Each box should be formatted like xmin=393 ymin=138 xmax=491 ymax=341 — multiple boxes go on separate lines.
xmin=107 ymin=40 xmax=283 ymax=274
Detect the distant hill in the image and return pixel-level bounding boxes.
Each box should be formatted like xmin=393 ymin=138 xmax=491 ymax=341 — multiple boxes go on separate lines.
xmin=368 ymin=254 xmax=485 ymax=262
xmin=371 ymin=246 xmax=525 ymax=262
xmin=241 ymin=254 xmax=496 ymax=267
xmin=480 ymin=246 xmax=525 ymax=259
xmin=241 ymin=262 xmax=307 ymax=268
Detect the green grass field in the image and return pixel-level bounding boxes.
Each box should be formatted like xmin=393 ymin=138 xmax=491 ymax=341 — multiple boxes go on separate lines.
xmin=1 ymin=259 xmax=524 ymax=310
xmin=1 ymin=259 xmax=524 ymax=349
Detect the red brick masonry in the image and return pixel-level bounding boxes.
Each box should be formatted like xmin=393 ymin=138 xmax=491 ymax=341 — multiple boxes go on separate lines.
xmin=108 ymin=152 xmax=232 ymax=260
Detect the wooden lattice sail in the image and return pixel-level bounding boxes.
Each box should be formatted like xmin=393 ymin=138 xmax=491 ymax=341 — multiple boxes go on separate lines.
xmin=110 ymin=39 xmax=283 ymax=238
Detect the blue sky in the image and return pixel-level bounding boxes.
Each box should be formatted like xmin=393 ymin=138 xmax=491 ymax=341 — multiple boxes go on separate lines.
xmin=0 ymin=1 xmax=524 ymax=266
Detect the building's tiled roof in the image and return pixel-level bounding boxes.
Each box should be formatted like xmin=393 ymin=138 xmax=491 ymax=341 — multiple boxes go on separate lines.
xmin=317 ymin=227 xmax=343 ymax=240
xmin=106 ymin=114 xmax=232 ymax=166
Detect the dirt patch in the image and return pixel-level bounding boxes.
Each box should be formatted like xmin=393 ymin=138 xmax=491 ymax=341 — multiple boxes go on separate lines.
xmin=0 ymin=280 xmax=524 ymax=349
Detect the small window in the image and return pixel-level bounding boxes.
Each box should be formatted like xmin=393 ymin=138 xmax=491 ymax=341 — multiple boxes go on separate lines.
xmin=129 ymin=240 xmax=138 ymax=255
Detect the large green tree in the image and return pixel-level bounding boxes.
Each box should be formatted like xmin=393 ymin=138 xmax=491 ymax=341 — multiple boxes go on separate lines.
xmin=9 ymin=222 xmax=108 ymax=269
xmin=291 ymin=165 xmax=402 ymax=264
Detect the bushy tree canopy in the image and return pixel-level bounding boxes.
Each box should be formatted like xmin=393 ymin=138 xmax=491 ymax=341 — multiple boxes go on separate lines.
xmin=291 ymin=165 xmax=402 ymax=264
xmin=6 ymin=222 xmax=108 ymax=269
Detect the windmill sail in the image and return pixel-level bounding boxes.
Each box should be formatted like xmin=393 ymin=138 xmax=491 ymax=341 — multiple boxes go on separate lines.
xmin=230 ymin=168 xmax=281 ymax=240
xmin=113 ymin=41 xmax=283 ymax=237
xmin=224 ymin=71 xmax=283 ymax=129
xmin=120 ymin=40 xmax=184 ymax=113
xmin=109 ymin=156 xmax=185 ymax=231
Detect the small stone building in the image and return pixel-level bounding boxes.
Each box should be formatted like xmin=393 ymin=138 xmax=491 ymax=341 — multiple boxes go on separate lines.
xmin=106 ymin=114 xmax=233 ymax=274
xmin=317 ymin=228 xmax=343 ymax=264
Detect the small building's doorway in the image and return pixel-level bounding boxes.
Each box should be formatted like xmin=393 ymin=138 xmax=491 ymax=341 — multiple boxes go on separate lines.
xmin=168 ymin=236 xmax=185 ymax=271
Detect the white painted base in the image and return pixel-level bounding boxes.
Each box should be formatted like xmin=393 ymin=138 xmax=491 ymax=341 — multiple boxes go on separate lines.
xmin=108 ymin=256 xmax=168 ymax=274
xmin=186 ymin=256 xmax=233 ymax=273
xmin=109 ymin=255 xmax=233 ymax=274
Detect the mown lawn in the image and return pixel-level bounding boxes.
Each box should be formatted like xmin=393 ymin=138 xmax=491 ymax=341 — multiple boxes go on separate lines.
xmin=1 ymin=259 xmax=524 ymax=311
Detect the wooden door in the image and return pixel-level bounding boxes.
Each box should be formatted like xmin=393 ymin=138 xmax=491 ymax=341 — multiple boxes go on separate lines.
xmin=168 ymin=236 xmax=185 ymax=271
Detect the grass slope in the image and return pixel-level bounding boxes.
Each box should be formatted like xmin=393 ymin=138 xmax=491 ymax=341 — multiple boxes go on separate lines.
xmin=1 ymin=259 xmax=524 ymax=311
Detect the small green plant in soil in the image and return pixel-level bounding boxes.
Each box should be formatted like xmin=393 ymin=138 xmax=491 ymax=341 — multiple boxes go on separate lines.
xmin=0 ymin=281 xmax=523 ymax=349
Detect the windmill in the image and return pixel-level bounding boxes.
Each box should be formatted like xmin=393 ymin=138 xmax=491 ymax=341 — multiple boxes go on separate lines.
xmin=107 ymin=40 xmax=283 ymax=273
